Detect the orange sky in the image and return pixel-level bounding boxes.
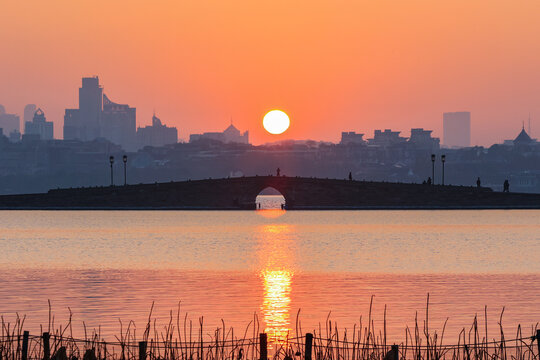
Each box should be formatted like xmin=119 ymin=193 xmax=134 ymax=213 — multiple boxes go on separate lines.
xmin=1 ymin=0 xmax=539 ymax=145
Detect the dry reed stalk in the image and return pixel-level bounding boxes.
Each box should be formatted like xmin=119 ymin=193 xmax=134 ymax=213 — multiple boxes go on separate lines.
xmin=0 ymin=296 xmax=538 ymax=360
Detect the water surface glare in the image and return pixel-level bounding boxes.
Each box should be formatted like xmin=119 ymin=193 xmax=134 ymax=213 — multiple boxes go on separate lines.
xmin=0 ymin=209 xmax=538 ymax=341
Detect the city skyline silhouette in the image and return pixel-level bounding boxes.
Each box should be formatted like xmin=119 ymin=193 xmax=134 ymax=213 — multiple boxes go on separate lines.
xmin=1 ymin=1 xmax=540 ymax=145
xmin=1 ymin=3 xmax=540 ymax=359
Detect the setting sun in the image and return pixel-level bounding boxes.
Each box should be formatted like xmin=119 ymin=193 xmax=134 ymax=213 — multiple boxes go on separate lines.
xmin=263 ymin=110 xmax=290 ymax=135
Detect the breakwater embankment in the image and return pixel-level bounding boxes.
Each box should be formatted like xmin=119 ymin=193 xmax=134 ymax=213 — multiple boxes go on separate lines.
xmin=0 ymin=176 xmax=539 ymax=209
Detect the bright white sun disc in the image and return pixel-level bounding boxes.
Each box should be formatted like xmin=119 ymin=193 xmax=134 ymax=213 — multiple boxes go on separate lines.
xmin=263 ymin=110 xmax=290 ymax=135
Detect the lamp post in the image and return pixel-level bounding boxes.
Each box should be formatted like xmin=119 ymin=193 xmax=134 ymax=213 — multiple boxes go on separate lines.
xmin=109 ymin=156 xmax=114 ymax=186
xmin=441 ymin=154 xmax=446 ymax=186
xmin=123 ymin=155 xmax=128 ymax=186
xmin=431 ymin=154 xmax=435 ymax=185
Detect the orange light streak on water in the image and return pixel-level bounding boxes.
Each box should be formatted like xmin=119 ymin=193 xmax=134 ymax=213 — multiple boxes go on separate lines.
xmin=261 ymin=269 xmax=293 ymax=341
xmin=257 ymin=224 xmax=296 ymax=342
xmin=257 ymin=209 xmax=286 ymax=219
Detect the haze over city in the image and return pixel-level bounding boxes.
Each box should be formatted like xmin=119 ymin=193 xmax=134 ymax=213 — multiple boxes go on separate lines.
xmin=1 ymin=0 xmax=539 ymax=144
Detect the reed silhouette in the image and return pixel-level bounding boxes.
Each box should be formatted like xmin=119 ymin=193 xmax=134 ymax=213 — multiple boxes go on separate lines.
xmin=0 ymin=297 xmax=538 ymax=360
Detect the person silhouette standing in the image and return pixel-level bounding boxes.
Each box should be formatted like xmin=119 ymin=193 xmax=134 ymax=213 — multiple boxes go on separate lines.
xmin=476 ymin=177 xmax=481 ymax=188
xmin=348 ymin=172 xmax=352 ymax=181
xmin=427 ymin=177 xmax=432 ymax=185
xmin=276 ymin=168 xmax=281 ymax=177
xmin=503 ymin=179 xmax=510 ymax=192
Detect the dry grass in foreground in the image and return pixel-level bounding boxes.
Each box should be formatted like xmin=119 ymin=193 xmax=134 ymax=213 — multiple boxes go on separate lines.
xmin=1 ymin=296 xmax=538 ymax=360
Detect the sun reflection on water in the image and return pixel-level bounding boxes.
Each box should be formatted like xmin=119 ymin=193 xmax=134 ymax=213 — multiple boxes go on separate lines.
xmin=257 ymin=209 xmax=286 ymax=219
xmin=261 ymin=269 xmax=293 ymax=341
xmin=257 ymin=224 xmax=295 ymax=343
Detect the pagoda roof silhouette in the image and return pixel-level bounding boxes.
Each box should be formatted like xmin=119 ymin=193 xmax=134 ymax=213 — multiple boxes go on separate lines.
xmin=514 ymin=127 xmax=533 ymax=144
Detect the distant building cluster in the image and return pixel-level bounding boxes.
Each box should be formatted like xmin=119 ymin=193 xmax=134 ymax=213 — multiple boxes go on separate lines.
xmin=1 ymin=76 xmax=254 ymax=151
xmin=0 ymin=103 xmax=54 ymax=142
xmin=340 ymin=128 xmax=440 ymax=151
xmin=64 ymin=77 xmax=137 ymax=150
xmin=189 ymin=123 xmax=249 ymax=144
xmin=1 ymin=78 xmax=540 ymax=195
xmin=340 ymin=112 xmax=469 ymax=151
xmin=62 ymin=77 xmax=181 ymax=150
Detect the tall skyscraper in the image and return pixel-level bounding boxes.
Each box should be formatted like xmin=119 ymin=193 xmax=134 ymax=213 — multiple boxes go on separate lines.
xmin=79 ymin=77 xmax=103 ymax=140
xmin=64 ymin=77 xmax=103 ymax=141
xmin=64 ymin=77 xmax=136 ymax=150
xmin=101 ymin=94 xmax=136 ymax=150
xmin=443 ymin=112 xmax=471 ymax=147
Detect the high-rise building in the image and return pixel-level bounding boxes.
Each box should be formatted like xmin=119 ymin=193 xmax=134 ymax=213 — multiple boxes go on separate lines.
xmin=80 ymin=77 xmax=103 ymax=140
xmin=0 ymin=105 xmax=20 ymax=136
xmin=137 ymin=114 xmax=178 ymax=148
xmin=101 ymin=94 xmax=136 ymax=150
xmin=443 ymin=112 xmax=471 ymax=147
xmin=24 ymin=104 xmax=37 ymax=124
xmin=25 ymin=108 xmax=54 ymax=140
xmin=64 ymin=77 xmax=136 ymax=150
xmin=64 ymin=77 xmax=103 ymax=141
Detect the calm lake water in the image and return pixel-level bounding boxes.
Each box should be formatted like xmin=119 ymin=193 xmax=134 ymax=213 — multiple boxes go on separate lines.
xmin=1 ymin=202 xmax=539 ymax=343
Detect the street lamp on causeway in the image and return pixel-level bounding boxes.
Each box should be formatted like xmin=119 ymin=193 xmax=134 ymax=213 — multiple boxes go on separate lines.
xmin=109 ymin=156 xmax=114 ymax=186
xmin=441 ymin=154 xmax=446 ymax=185
xmin=431 ymin=154 xmax=436 ymax=185
xmin=123 ymin=155 xmax=128 ymax=186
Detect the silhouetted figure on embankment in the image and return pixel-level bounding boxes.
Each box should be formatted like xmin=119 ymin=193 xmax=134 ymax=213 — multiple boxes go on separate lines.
xmin=427 ymin=177 xmax=432 ymax=185
xmin=348 ymin=171 xmax=352 ymax=181
xmin=503 ymin=179 xmax=510 ymax=192
xmin=477 ymin=177 xmax=481 ymax=188
xmin=276 ymin=167 xmax=280 ymax=177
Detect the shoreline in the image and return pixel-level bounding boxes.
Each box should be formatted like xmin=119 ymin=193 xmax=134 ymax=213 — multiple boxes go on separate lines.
xmin=0 ymin=205 xmax=539 ymax=210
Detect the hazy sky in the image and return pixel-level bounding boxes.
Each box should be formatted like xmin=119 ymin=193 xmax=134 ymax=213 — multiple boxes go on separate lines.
xmin=1 ymin=0 xmax=539 ymax=144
